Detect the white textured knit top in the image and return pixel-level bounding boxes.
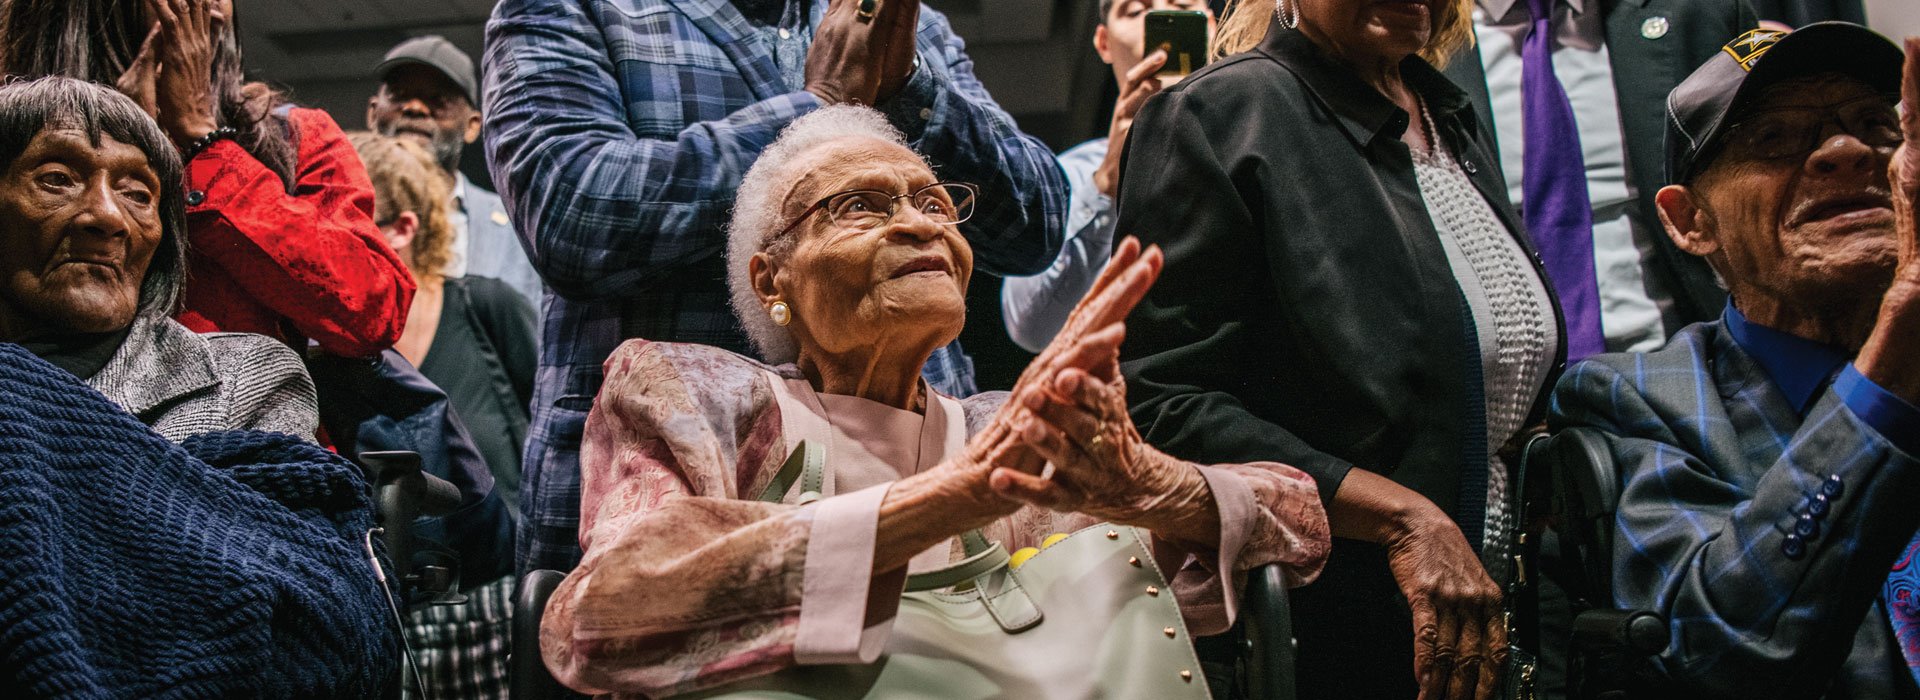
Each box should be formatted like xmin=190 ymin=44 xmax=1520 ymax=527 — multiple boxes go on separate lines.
xmin=1410 ymin=108 xmax=1559 ymax=585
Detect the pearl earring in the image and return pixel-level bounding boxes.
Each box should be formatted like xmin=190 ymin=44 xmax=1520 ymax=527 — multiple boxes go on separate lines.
xmin=770 ymin=301 xmax=792 ymax=326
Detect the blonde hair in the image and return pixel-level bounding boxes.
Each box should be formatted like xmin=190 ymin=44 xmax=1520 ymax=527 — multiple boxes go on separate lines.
xmin=348 ymin=131 xmax=456 ymax=282
xmin=1212 ymin=0 xmax=1475 ymax=68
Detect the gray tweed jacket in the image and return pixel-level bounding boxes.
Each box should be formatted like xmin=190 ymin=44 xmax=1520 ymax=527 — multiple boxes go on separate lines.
xmin=88 ymin=315 xmax=318 ymax=443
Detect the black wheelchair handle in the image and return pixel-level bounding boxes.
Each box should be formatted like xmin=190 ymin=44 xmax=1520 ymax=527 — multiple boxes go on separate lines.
xmin=1571 ymin=608 xmax=1669 ymax=656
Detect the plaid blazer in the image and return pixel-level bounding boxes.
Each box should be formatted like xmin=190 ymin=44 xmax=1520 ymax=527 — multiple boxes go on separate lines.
xmin=1550 ymin=319 xmax=1920 ymax=698
xmin=482 ymin=0 xmax=1067 ymax=574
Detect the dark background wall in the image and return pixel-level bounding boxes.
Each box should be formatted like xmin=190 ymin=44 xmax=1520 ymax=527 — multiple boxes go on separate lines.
xmin=239 ymin=0 xmax=1117 ymax=388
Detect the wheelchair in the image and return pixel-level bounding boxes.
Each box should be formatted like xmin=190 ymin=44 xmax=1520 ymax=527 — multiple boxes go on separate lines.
xmin=510 ymin=563 xmax=1302 ymax=700
xmin=1519 ymin=430 xmax=1672 ymax=700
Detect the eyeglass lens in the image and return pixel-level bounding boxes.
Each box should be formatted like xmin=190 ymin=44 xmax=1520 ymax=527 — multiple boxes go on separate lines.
xmin=826 ymin=183 xmax=976 ymax=229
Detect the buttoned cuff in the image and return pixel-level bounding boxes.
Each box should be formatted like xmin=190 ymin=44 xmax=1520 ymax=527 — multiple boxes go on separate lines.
xmin=1836 ymin=365 xmax=1920 ymax=457
xmin=793 ymin=483 xmax=898 ymax=665
xmin=878 ymin=52 xmax=940 ymax=140
xmin=183 ymin=139 xmax=264 ymax=214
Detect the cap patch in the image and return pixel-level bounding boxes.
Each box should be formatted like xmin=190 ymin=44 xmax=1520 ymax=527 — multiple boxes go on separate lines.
xmin=1722 ymin=28 xmax=1787 ymax=71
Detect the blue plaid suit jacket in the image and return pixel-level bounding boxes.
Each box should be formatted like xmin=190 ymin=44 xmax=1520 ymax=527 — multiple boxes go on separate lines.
xmin=482 ymin=0 xmax=1067 ymax=575
xmin=1550 ymin=319 xmax=1920 ymax=698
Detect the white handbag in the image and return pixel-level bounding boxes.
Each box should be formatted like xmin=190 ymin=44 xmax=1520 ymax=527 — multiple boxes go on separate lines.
xmin=678 ymin=441 xmax=1214 ymax=700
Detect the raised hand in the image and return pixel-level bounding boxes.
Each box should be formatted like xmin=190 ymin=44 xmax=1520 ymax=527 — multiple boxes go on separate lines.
xmin=145 ymin=0 xmax=219 ymax=148
xmin=1092 ymin=51 xmax=1166 ymax=199
xmin=1893 ymin=37 xmax=1920 ymax=278
xmin=805 ymin=0 xmax=922 ymax=106
xmin=113 ymin=25 xmax=162 ymax=120
xmin=1860 ymin=36 xmax=1920 ymax=405
xmin=958 ymin=238 xmax=1162 ymax=484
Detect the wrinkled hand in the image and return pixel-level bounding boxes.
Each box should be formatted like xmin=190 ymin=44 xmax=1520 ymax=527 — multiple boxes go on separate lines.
xmin=1893 ymin=38 xmax=1920 ymax=282
xmin=1389 ymin=511 xmax=1507 ymax=700
xmin=957 ymin=238 xmax=1163 ymax=490
xmin=1861 ymin=37 xmax=1920 ymax=404
xmin=146 ymin=0 xmax=219 ymax=148
xmin=988 ymin=361 xmax=1218 ymax=543
xmin=805 ymin=0 xmax=921 ymax=106
xmin=1091 ymin=51 xmax=1166 ymax=199
xmin=114 ymin=25 xmax=161 ymax=120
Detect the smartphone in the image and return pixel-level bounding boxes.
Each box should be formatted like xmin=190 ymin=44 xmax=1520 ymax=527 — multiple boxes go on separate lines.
xmin=1142 ymin=10 xmax=1209 ymax=78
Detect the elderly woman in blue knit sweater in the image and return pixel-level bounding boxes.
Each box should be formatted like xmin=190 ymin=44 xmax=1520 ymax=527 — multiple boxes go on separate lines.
xmin=0 ymin=76 xmax=316 ymax=441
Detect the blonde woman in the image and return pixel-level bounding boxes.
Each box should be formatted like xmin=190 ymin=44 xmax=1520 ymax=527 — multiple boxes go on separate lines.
xmin=1116 ymin=1 xmax=1566 ymax=699
xmin=350 ymin=132 xmax=535 ymax=699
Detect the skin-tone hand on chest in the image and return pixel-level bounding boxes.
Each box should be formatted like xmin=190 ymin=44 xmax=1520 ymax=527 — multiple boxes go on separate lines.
xmin=0 ymin=129 xmax=163 ymax=342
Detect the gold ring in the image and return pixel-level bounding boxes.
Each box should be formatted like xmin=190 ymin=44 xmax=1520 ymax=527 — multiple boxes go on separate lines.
xmin=856 ymin=0 xmax=878 ymax=22
xmin=1089 ymin=433 xmax=1105 ymax=450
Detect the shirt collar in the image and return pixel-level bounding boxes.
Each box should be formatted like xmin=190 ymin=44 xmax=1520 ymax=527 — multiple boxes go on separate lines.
xmin=1256 ymin=23 xmax=1477 ymax=148
xmin=1724 ymin=302 xmax=1849 ymax=415
xmin=1476 ymin=0 xmax=1585 ymax=24
xmin=451 ymin=170 xmax=469 ymax=211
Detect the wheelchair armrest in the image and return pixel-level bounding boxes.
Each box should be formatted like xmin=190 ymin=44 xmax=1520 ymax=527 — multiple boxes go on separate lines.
xmin=513 ymin=569 xmax=570 ymax=700
xmin=1243 ymin=563 xmax=1298 ymax=700
xmin=1571 ymin=608 xmax=1667 ymax=656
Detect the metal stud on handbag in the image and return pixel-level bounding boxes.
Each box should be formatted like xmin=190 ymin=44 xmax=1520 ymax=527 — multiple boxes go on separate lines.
xmin=679 ymin=441 xmax=1214 ymax=700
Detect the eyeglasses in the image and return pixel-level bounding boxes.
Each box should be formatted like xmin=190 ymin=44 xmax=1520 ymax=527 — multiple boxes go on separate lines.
xmin=1716 ymin=95 xmax=1903 ymax=163
xmin=773 ymin=181 xmax=978 ymax=241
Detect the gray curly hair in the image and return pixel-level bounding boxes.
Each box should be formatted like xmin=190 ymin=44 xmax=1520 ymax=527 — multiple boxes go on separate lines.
xmin=727 ymin=105 xmax=922 ymax=364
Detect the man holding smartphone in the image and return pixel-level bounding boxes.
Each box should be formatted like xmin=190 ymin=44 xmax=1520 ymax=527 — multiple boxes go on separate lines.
xmin=1001 ymin=0 xmax=1214 ymax=352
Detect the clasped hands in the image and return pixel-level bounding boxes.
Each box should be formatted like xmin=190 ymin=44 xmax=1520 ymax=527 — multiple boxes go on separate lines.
xmin=956 ymin=238 xmax=1218 ymax=543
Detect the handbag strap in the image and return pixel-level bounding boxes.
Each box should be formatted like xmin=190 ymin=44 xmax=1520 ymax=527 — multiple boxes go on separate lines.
xmin=759 ymin=442 xmax=993 ymax=554
xmin=758 ymin=439 xmax=827 ymax=504
xmin=904 ymin=541 xmax=1010 ymax=592
xmin=759 ymin=442 xmax=1036 ymax=629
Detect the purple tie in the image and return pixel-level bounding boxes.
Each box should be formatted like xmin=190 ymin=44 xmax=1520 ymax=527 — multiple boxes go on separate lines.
xmin=1520 ymin=0 xmax=1605 ymax=360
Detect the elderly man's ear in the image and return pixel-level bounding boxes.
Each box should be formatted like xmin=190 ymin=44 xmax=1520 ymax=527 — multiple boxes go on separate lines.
xmin=1655 ymin=184 xmax=1722 ymax=259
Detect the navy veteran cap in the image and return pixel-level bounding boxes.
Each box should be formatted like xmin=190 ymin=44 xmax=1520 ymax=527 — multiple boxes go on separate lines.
xmin=1664 ymin=22 xmax=1904 ymax=184
xmin=376 ymin=36 xmax=478 ymax=108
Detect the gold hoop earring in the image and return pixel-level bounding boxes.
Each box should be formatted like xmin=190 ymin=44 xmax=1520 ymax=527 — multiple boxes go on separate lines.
xmin=770 ymin=301 xmax=792 ymax=327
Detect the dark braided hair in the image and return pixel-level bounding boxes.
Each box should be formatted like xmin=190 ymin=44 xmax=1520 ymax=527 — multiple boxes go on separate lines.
xmin=0 ymin=0 xmax=298 ymax=191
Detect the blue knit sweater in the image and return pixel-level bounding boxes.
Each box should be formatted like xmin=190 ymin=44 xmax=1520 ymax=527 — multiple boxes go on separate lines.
xmin=0 ymin=344 xmax=399 ymax=697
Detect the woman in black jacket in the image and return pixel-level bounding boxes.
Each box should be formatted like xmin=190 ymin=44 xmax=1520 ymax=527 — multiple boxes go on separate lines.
xmin=1117 ymin=1 xmax=1568 ymax=698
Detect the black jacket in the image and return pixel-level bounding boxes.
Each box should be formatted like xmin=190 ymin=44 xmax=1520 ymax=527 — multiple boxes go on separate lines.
xmin=1116 ymin=22 xmax=1567 ymax=699
xmin=1442 ymin=0 xmax=1760 ymax=335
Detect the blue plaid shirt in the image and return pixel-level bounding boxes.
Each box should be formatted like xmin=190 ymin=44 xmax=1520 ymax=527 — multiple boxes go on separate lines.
xmin=1549 ymin=308 xmax=1920 ymax=697
xmin=482 ymin=0 xmax=1067 ymax=574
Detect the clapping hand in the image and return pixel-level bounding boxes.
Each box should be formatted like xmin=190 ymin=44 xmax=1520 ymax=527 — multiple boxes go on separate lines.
xmin=805 ymin=0 xmax=922 ymax=106
xmin=1893 ymin=37 xmax=1919 ymax=278
xmin=955 ymin=238 xmax=1162 ymax=490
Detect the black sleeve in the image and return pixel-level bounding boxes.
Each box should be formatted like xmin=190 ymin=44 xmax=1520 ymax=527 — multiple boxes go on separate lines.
xmin=1115 ymin=87 xmax=1354 ymax=510
xmin=466 ymin=276 xmax=539 ymax=411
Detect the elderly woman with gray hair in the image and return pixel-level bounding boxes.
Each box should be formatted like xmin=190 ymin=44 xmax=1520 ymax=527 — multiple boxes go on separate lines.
xmin=539 ymin=104 xmax=1332 ymax=697
xmin=0 ymin=75 xmax=315 ymax=441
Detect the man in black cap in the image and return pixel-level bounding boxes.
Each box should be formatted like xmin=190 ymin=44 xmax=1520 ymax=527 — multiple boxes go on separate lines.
xmin=1549 ymin=23 xmax=1920 ymax=697
xmin=368 ymin=36 xmax=542 ymax=312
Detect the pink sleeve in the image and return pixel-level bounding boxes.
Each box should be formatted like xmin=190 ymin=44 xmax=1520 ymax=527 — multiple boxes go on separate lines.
xmin=794 ymin=483 xmax=905 ymax=664
xmin=1155 ymin=462 xmax=1330 ymax=636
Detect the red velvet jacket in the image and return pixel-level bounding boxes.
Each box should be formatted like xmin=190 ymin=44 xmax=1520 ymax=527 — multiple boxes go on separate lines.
xmin=174 ymin=107 xmax=414 ymax=358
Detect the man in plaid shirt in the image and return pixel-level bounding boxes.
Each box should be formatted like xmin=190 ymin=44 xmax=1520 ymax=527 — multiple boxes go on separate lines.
xmin=482 ymin=0 xmax=1067 ymax=575
xmin=1549 ymin=25 xmax=1920 ymax=697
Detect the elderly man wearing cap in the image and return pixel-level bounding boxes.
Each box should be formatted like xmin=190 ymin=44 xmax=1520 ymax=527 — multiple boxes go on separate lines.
xmin=368 ymin=36 xmax=542 ymax=313
xmin=1549 ymin=23 xmax=1920 ymax=697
